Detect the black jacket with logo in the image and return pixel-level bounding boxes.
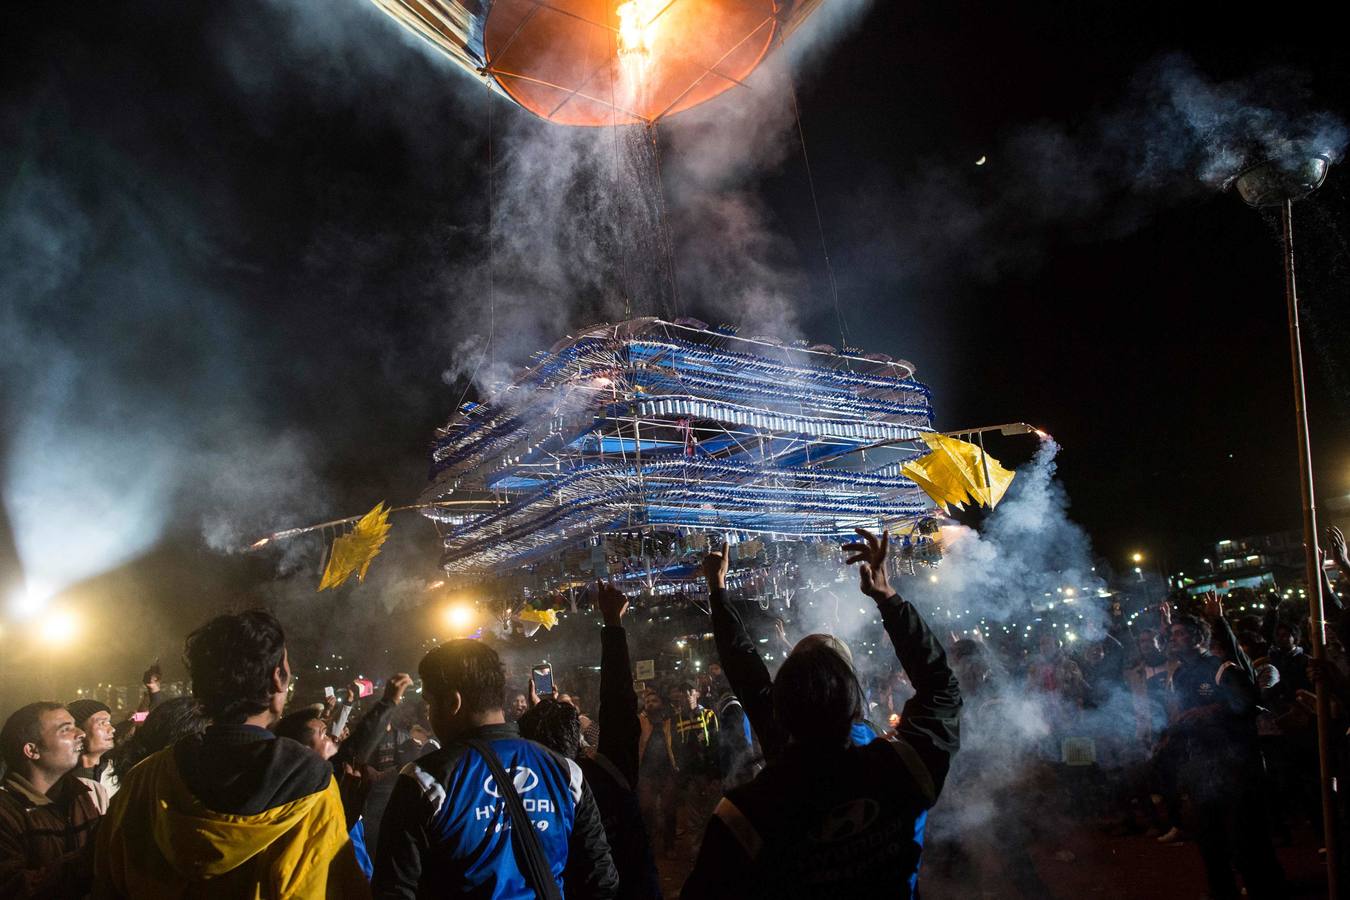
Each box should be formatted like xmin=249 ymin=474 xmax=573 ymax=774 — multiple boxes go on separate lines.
xmin=683 ymin=590 xmax=961 ymax=900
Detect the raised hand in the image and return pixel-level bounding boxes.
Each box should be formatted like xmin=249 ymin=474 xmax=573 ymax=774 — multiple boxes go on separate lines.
xmin=1327 ymin=526 xmax=1349 ymax=569
xmin=1200 ymin=590 xmax=1224 ymax=622
xmin=702 ymin=541 xmax=730 ymax=590
xmin=843 ymin=527 xmax=893 ymax=602
xmin=384 ymin=673 xmax=414 ymax=705
xmin=595 ymin=581 xmax=629 ymax=625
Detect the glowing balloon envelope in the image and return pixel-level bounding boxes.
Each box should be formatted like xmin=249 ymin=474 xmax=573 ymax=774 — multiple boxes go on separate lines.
xmin=367 ymin=0 xmax=825 ymax=126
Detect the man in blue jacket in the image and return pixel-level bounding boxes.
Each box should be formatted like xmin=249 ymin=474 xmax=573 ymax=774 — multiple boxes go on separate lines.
xmin=373 ymin=640 xmax=618 ymax=900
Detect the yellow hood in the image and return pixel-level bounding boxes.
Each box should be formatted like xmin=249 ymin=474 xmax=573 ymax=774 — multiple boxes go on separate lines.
xmin=95 ymin=747 xmax=368 ymax=899
xmin=151 ymin=763 xmax=326 ymax=879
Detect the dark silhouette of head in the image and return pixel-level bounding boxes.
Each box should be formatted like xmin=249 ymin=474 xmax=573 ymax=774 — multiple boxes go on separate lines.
xmin=773 ymin=641 xmax=863 ymax=750
xmin=184 ymin=609 xmax=289 ymax=724
xmin=517 ymin=697 xmax=581 ymax=759
xmin=418 ymin=639 xmax=506 ymax=740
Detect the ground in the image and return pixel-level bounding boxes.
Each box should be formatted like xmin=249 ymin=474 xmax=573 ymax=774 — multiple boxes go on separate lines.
xmin=652 ymin=822 xmax=1330 ymax=898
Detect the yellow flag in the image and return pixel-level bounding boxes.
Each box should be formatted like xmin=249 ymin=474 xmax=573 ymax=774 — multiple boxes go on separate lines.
xmin=518 ymin=608 xmax=559 ymax=631
xmin=319 ymin=503 xmax=393 ymax=591
xmin=902 ymin=434 xmax=1015 ymax=511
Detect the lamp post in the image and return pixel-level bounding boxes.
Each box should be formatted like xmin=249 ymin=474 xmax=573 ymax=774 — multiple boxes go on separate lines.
xmin=1230 ymin=148 xmax=1336 ymax=896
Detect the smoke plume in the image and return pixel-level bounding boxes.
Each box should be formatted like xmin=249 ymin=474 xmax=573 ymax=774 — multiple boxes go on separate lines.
xmin=850 ymin=54 xmax=1349 ymax=287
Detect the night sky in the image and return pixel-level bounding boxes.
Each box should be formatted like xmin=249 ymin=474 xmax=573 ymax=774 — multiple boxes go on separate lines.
xmin=2 ymin=1 xmax=1349 ymax=693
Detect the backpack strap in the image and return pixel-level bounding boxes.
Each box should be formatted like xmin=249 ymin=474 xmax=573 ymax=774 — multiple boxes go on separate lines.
xmin=465 ymin=739 xmax=564 ymax=900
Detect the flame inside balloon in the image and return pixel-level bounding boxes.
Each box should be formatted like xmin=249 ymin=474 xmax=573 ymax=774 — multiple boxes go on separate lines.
xmin=617 ymin=0 xmax=663 ymax=58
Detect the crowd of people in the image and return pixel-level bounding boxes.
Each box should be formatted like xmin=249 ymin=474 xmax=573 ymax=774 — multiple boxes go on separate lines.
xmin=3 ymin=525 xmax=1349 ymax=898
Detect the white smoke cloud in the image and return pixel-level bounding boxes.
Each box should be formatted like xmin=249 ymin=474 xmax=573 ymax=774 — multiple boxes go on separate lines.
xmin=902 ymin=438 xmax=1106 ymax=632
xmin=850 ymin=54 xmax=1350 ymax=287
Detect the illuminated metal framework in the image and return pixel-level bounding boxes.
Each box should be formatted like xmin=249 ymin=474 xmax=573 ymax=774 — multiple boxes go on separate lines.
xmin=421 ymin=318 xmax=940 ymax=590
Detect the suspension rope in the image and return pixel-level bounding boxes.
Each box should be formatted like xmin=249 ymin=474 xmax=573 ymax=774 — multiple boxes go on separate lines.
xmin=788 ymin=78 xmax=848 ymax=349
xmin=487 ymin=78 xmax=496 ymax=380
xmin=607 ymin=21 xmax=634 ymax=320
xmin=648 ymin=122 xmax=683 ymax=319
xmin=452 ymin=78 xmax=499 ymax=418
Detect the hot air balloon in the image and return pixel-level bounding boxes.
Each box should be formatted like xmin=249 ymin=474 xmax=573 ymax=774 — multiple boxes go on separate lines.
xmin=367 ymin=0 xmax=826 ymax=126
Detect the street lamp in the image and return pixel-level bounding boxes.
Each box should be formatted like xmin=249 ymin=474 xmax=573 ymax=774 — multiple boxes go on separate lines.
xmin=1229 ymin=144 xmax=1336 ymax=894
xmin=1131 ymin=552 xmax=1144 ymax=564
xmin=39 ymin=610 xmax=80 ymax=645
xmin=7 ymin=579 xmax=53 ymax=619
xmin=442 ymin=603 xmax=476 ymax=635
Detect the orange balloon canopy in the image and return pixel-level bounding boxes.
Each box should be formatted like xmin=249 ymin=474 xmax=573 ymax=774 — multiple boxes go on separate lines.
xmin=368 ymin=0 xmax=825 ymax=126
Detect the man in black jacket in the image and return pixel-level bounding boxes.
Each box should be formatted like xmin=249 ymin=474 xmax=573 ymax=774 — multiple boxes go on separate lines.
xmin=519 ymin=582 xmax=663 ymax=900
xmin=1164 ymin=596 xmax=1284 ymax=899
xmin=683 ymin=528 xmax=961 ymax=900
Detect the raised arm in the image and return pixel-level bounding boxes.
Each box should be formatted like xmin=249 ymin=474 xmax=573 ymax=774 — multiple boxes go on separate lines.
xmin=844 ymin=528 xmax=962 ymax=801
xmin=337 ymin=673 xmax=413 ymax=769
xmin=594 ymin=583 xmax=641 ymax=786
xmin=1201 ymin=593 xmax=1259 ymax=715
xmin=1323 ymin=527 xmax=1350 ymax=647
xmin=703 ymin=549 xmax=787 ymax=761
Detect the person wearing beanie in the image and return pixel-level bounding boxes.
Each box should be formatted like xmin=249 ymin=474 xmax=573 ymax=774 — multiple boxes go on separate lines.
xmin=67 ymin=699 xmax=118 ymax=803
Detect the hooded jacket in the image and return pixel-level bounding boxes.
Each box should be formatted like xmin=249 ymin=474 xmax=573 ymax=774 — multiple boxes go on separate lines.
xmin=685 ymin=590 xmax=961 ymax=900
xmin=93 ymin=724 xmax=369 ymax=899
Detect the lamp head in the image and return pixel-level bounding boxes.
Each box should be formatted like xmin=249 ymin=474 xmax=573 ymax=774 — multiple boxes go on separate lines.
xmin=1228 ymin=148 xmax=1330 ymax=207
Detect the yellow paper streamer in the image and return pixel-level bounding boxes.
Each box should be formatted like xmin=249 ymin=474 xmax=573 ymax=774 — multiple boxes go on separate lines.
xmin=319 ymin=502 xmax=392 ymax=591
xmin=517 ymin=608 xmax=559 ymax=631
xmin=902 ymin=434 xmax=1015 ymax=512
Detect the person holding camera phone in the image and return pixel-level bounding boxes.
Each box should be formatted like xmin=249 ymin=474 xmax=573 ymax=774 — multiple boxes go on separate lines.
xmin=1160 ymin=593 xmax=1285 ymax=899
xmin=518 ymin=581 xmax=663 ymax=900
